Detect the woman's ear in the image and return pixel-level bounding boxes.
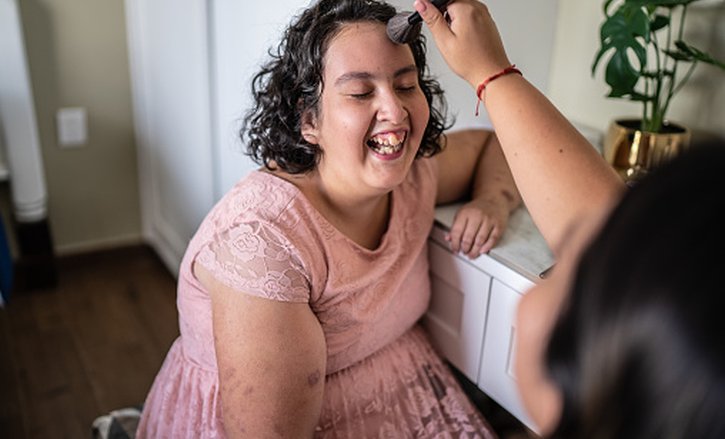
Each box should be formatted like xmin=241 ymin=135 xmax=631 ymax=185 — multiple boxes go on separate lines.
xmin=300 ymin=109 xmax=319 ymax=144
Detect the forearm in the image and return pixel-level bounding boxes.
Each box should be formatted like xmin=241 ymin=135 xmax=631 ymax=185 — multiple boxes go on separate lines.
xmin=435 ymin=129 xmax=493 ymax=204
xmin=470 ymin=133 xmax=522 ymax=213
xmin=480 ymin=74 xmax=624 ymax=250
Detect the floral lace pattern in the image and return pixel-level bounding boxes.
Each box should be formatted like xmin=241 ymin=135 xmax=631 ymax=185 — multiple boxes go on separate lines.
xmin=197 ymin=220 xmax=310 ymax=302
xmin=316 ymin=326 xmax=497 ymax=438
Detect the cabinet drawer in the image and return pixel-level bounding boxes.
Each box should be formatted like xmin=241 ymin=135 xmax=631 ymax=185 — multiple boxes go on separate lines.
xmin=424 ymin=240 xmax=492 ymax=382
xmin=478 ymin=279 xmax=536 ymax=432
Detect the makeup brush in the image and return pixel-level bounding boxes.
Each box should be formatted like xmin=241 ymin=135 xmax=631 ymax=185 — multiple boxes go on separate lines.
xmin=386 ymin=0 xmax=451 ymax=45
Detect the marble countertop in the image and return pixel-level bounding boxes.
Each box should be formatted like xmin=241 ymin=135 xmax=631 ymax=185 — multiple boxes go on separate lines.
xmin=433 ymin=203 xmax=555 ymax=283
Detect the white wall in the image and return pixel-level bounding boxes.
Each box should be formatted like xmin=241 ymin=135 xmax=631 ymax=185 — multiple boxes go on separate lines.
xmin=126 ymin=0 xmax=217 ymax=273
xmin=211 ymin=0 xmax=307 ymax=196
xmin=15 ymin=0 xmax=142 ymax=254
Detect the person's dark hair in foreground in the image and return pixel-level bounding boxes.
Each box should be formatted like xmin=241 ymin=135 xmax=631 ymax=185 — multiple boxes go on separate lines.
xmin=547 ymin=142 xmax=725 ymax=439
xmin=241 ymin=0 xmax=448 ymax=174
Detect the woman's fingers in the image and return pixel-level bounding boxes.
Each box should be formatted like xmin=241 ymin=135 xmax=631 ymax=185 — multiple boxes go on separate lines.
xmin=447 ymin=205 xmax=505 ymax=259
xmin=414 ymin=0 xmax=452 ymax=41
xmin=414 ymin=0 xmax=511 ymax=87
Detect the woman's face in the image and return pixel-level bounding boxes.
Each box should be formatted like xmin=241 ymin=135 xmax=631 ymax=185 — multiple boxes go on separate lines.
xmin=301 ymin=21 xmax=430 ymax=197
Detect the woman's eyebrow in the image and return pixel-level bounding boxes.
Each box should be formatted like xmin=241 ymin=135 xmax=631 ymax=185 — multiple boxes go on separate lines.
xmin=334 ymin=64 xmax=417 ymax=86
xmin=334 ymin=71 xmax=374 ymax=85
xmin=394 ymin=65 xmax=418 ymax=77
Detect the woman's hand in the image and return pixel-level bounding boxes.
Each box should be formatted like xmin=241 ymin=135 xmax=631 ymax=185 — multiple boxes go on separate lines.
xmin=435 ymin=129 xmax=521 ymax=258
xmin=446 ymin=197 xmax=510 ymax=258
xmin=413 ymin=0 xmax=511 ymax=88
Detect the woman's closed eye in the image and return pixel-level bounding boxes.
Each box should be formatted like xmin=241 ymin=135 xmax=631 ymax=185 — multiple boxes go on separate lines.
xmin=396 ymin=84 xmax=417 ymax=93
xmin=347 ymin=85 xmax=417 ymax=100
xmin=349 ymin=90 xmax=373 ymax=99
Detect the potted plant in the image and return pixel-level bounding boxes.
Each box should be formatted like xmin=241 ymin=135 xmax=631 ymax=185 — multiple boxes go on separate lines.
xmin=592 ymin=0 xmax=725 ymax=182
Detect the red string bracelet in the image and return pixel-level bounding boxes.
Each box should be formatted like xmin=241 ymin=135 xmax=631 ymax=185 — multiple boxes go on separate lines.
xmin=475 ymin=64 xmax=522 ymax=116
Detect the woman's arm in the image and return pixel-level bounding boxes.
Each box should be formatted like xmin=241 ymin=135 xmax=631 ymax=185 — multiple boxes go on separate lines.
xmin=195 ymin=264 xmax=326 ymax=438
xmin=416 ymin=0 xmax=624 ymax=253
xmin=436 ymin=129 xmax=522 ymax=258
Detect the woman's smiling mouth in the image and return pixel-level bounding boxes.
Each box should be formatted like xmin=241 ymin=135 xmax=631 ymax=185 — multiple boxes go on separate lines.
xmin=366 ymin=131 xmax=407 ymax=157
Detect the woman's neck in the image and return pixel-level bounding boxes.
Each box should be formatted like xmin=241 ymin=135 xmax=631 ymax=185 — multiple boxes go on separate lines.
xmin=277 ymin=170 xmax=392 ymax=249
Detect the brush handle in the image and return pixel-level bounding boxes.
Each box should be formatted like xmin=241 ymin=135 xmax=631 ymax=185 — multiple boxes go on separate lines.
xmin=407 ymin=0 xmax=451 ymax=25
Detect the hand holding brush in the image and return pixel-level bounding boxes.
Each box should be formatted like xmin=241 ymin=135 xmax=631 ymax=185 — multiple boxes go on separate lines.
xmin=408 ymin=0 xmax=512 ymax=89
xmin=386 ymin=0 xmax=451 ymax=44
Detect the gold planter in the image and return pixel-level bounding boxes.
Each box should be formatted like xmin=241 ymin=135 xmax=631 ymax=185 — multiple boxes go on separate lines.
xmin=603 ymin=119 xmax=691 ymax=183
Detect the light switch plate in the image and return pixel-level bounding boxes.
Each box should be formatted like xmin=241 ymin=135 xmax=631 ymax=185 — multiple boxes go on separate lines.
xmin=56 ymin=107 xmax=87 ymax=148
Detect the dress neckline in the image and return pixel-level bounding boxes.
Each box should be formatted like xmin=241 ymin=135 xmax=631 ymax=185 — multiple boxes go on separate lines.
xmin=250 ymin=170 xmax=398 ymax=255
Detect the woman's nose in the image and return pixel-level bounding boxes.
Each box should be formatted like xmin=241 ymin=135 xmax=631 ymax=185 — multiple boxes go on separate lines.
xmin=377 ymin=91 xmax=407 ymax=124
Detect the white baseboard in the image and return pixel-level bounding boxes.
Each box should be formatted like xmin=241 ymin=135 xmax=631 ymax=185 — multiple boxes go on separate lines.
xmin=55 ymin=233 xmax=145 ymax=257
xmin=54 ymin=229 xmax=184 ymax=281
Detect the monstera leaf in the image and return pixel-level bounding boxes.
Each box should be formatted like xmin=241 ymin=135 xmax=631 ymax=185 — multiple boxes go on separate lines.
xmin=591 ymin=4 xmax=649 ymax=99
xmin=592 ymin=0 xmax=725 ymax=132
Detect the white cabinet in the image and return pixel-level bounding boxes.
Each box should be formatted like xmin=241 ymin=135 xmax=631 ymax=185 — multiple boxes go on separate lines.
xmin=478 ymin=280 xmax=534 ymax=430
xmin=425 ymin=240 xmax=492 ymax=382
xmin=425 ymin=209 xmax=553 ymax=434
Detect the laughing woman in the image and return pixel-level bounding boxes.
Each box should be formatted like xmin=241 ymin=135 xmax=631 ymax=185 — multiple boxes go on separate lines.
xmin=136 ymin=0 xmax=520 ymax=437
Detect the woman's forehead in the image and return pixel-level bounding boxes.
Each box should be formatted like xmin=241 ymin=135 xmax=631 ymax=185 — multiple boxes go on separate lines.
xmin=323 ymin=21 xmax=416 ymax=76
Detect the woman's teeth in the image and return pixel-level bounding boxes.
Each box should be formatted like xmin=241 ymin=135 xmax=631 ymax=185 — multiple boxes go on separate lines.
xmin=367 ymin=132 xmax=405 ymax=155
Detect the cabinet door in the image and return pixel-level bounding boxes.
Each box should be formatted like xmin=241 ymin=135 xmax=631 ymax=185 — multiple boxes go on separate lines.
xmin=424 ymin=240 xmax=492 ymax=382
xmin=478 ymin=279 xmax=536 ymax=432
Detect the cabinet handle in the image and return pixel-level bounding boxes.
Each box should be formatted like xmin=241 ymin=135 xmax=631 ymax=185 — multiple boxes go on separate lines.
xmin=538 ymin=264 xmax=555 ymax=279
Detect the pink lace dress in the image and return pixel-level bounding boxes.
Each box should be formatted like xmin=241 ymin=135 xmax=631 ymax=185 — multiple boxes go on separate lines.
xmin=136 ymin=158 xmax=497 ymax=438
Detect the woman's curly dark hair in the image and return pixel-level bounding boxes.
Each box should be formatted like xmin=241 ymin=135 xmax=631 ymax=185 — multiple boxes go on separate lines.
xmin=240 ymin=0 xmax=450 ymax=174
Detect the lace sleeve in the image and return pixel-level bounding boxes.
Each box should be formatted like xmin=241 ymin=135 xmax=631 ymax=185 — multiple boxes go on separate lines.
xmin=195 ymin=220 xmax=310 ymax=302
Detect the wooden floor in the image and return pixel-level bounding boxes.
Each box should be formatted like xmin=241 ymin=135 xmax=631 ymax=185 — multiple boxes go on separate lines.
xmin=0 ymin=244 xmax=531 ymax=439
xmin=0 ymin=245 xmax=179 ymax=439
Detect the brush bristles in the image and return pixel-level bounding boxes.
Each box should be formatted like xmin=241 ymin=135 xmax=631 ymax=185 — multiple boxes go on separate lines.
xmin=386 ymin=12 xmax=422 ymax=45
